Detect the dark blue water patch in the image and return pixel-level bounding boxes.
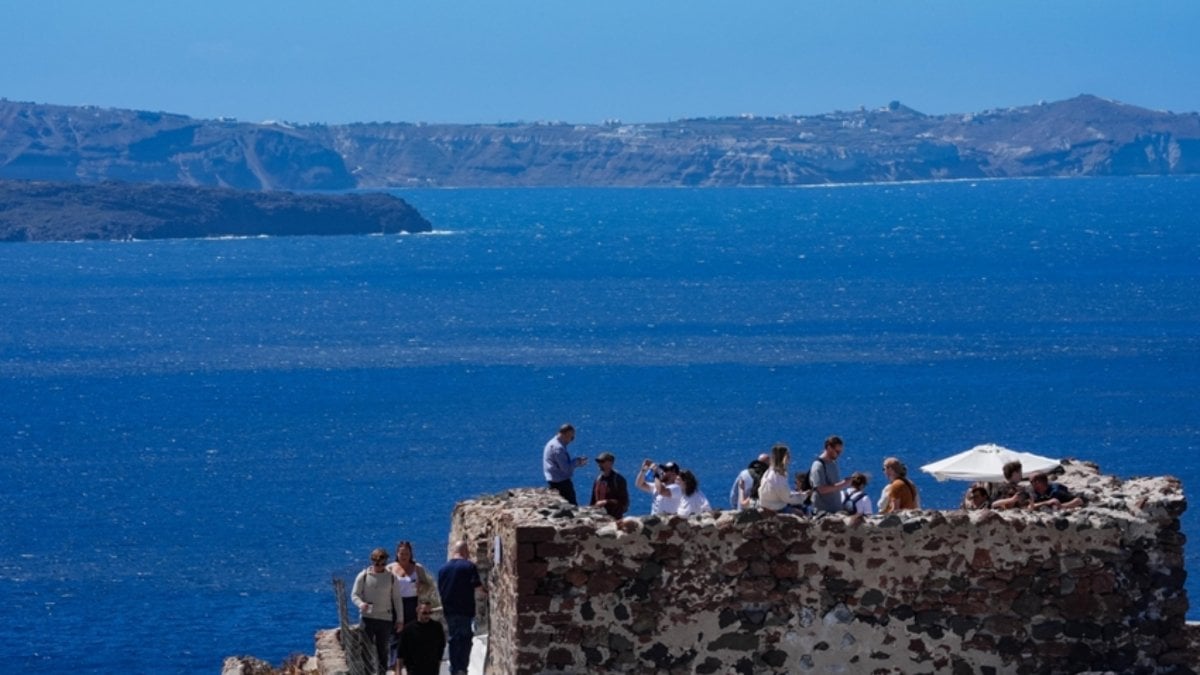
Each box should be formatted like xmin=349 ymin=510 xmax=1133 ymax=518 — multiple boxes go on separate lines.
xmin=1 ymin=177 xmax=1198 ymax=672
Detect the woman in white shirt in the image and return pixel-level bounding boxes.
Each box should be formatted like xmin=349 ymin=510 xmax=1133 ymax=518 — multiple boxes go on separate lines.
xmin=676 ymin=470 xmax=712 ymax=516
xmin=758 ymin=444 xmax=811 ymax=514
xmin=841 ymin=472 xmax=873 ymax=515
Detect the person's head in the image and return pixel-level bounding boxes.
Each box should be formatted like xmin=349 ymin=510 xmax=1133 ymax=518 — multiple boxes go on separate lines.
xmin=883 ymin=457 xmax=907 ymax=480
xmin=1030 ymin=472 xmax=1050 ymax=495
xmin=558 ymin=423 xmax=576 ymax=444
xmin=966 ymin=484 xmax=989 ymax=508
xmin=757 ymin=453 xmax=770 ymax=464
xmin=795 ymin=471 xmax=813 ymax=492
xmin=416 ymin=600 xmax=435 ymax=623
xmin=659 ymin=461 xmax=680 ymax=482
xmin=395 ymin=540 xmax=414 ymax=564
xmin=680 ymin=470 xmax=699 ymax=497
xmin=595 ymin=451 xmax=615 ymax=474
xmin=370 ymin=547 xmax=389 ymax=570
xmin=1002 ymin=460 xmax=1024 ymax=483
xmin=823 ymin=435 xmax=844 ymax=458
xmin=770 ymin=443 xmax=790 ymax=471
xmin=849 ymin=472 xmax=868 ymax=490
xmin=451 ymin=540 xmax=469 ymax=559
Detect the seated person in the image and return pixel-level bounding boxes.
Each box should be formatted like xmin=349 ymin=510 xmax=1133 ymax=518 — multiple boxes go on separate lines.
xmin=990 ymin=460 xmax=1031 ymax=510
xmin=1028 ymin=472 xmax=1084 ymax=510
xmin=962 ymin=483 xmax=991 ymax=510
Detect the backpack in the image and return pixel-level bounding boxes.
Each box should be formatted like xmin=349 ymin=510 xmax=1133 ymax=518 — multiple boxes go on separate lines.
xmin=842 ymin=489 xmax=867 ymax=514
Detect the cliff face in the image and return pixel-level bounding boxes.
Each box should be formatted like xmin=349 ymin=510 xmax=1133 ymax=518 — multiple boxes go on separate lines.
xmin=3 ymin=96 xmax=1200 ymax=189
xmin=0 ymin=180 xmax=431 ymax=241
xmin=0 ymin=102 xmax=354 ymax=190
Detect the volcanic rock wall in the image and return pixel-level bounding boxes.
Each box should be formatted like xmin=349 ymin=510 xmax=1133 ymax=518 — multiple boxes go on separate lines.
xmin=449 ymin=462 xmax=1194 ymax=674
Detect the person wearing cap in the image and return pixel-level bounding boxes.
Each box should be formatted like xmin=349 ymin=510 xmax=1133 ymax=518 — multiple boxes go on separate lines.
xmin=635 ymin=459 xmax=683 ymax=515
xmin=589 ymin=451 xmax=630 ymax=518
xmin=543 ymin=423 xmax=587 ymax=505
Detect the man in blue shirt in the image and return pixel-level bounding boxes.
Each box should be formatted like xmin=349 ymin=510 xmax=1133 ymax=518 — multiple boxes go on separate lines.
xmin=437 ymin=540 xmax=486 ymax=675
xmin=542 ymin=423 xmax=587 ymax=505
xmin=1029 ymin=472 xmax=1084 ymax=510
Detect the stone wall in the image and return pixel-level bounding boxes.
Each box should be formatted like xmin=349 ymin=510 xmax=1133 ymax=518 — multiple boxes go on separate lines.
xmin=449 ymin=461 xmax=1195 ymax=674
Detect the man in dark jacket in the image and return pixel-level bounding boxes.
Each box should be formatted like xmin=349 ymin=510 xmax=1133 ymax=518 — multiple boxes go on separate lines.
xmin=589 ymin=451 xmax=630 ymax=518
xmin=400 ymin=601 xmax=446 ymax=675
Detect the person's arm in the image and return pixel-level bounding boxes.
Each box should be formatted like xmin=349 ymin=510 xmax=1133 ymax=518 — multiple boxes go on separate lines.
xmin=392 ymin=577 xmax=404 ymax=632
xmin=635 ymin=460 xmax=655 ymax=495
xmin=351 ymin=571 xmax=368 ymax=611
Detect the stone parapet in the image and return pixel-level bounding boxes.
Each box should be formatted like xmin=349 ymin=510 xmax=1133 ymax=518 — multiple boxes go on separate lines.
xmin=450 ymin=461 xmax=1196 ymax=674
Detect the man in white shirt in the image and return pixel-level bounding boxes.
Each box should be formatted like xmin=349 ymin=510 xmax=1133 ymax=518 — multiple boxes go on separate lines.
xmin=635 ymin=459 xmax=682 ymax=515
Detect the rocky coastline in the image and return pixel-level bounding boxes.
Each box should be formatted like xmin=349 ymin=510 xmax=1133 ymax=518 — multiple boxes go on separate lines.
xmin=4 ymin=95 xmax=1200 ymax=190
xmin=0 ymin=179 xmax=431 ymax=242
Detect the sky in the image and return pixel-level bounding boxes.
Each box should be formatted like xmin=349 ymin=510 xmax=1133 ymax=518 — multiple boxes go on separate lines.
xmin=2 ymin=1 xmax=1198 ymax=125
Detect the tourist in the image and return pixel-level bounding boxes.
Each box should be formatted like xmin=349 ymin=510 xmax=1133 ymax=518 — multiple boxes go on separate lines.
xmin=990 ymin=461 xmax=1030 ymax=510
xmin=1029 ymin=472 xmax=1084 ymax=510
xmin=386 ymin=541 xmax=436 ymax=674
xmin=351 ymin=547 xmax=402 ymax=675
xmin=758 ymin=444 xmax=810 ymax=514
xmin=399 ymin=600 xmax=446 ymax=675
xmin=880 ymin=457 xmax=920 ymax=513
xmin=589 ymin=451 xmax=630 ymax=518
xmin=809 ymin=435 xmax=852 ymax=513
xmin=635 ymin=459 xmax=682 ymax=515
xmin=437 ymin=540 xmax=486 ymax=675
xmin=842 ymin=472 xmax=872 ymax=515
xmin=676 ymin=469 xmax=712 ymax=516
xmin=963 ymin=483 xmax=992 ymax=510
xmin=794 ymin=471 xmax=815 ymax=514
xmin=729 ymin=453 xmax=770 ymax=510
xmin=542 ymin=423 xmax=587 ymax=505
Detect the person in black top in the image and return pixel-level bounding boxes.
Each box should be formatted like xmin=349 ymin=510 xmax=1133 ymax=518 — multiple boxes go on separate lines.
xmin=1029 ymin=472 xmax=1084 ymax=510
xmin=590 ymin=451 xmax=630 ymax=518
xmin=400 ymin=601 xmax=446 ymax=675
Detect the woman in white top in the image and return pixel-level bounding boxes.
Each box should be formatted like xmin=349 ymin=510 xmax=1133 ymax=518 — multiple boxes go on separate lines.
xmin=676 ymin=470 xmax=712 ymax=516
xmin=758 ymin=444 xmax=811 ymax=513
xmin=386 ymin=541 xmax=436 ymax=672
xmin=841 ymin=472 xmax=873 ymax=515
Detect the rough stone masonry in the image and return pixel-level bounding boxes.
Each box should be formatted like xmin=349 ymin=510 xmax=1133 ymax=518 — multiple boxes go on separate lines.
xmin=448 ymin=461 xmax=1199 ymax=674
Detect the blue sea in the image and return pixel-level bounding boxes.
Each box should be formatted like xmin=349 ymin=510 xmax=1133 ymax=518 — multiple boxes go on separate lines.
xmin=1 ymin=178 xmax=1198 ymax=673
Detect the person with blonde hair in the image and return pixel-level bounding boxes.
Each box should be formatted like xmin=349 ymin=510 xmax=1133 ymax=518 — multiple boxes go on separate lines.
xmin=880 ymin=457 xmax=919 ymax=513
xmin=758 ymin=444 xmax=811 ymax=514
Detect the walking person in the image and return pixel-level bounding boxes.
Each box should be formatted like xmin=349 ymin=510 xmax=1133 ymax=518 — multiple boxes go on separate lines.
xmin=543 ymin=423 xmax=587 ymax=505
xmin=351 ymin=548 xmax=402 ymax=675
xmin=386 ymin=540 xmax=436 ymax=674
xmin=589 ymin=451 xmax=630 ymax=518
xmin=399 ymin=600 xmax=446 ymax=675
xmin=438 ymin=540 xmax=486 ymax=675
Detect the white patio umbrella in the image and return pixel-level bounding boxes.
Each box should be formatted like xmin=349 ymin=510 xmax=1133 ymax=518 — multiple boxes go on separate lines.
xmin=919 ymin=443 xmax=1061 ymax=483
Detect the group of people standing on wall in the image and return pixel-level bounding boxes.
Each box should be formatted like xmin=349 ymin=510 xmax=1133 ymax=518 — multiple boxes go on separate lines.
xmin=350 ymin=539 xmax=485 ymax=675
xmin=541 ymin=424 xmax=922 ymax=519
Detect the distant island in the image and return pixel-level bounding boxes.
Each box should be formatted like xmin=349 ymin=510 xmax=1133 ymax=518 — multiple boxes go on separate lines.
xmin=3 ymin=94 xmax=1199 ymax=189
xmin=0 ymin=180 xmax=431 ymax=242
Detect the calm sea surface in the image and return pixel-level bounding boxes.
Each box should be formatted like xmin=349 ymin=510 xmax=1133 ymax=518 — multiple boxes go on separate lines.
xmin=1 ymin=178 xmax=1198 ymax=672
